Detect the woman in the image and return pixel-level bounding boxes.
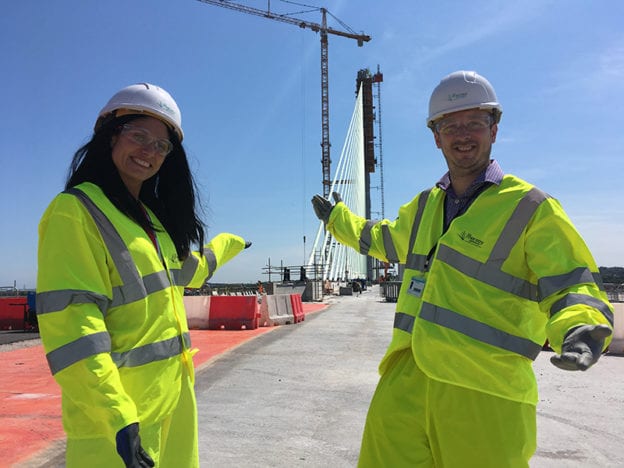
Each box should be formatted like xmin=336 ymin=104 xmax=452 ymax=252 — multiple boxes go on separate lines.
xmin=36 ymin=83 xmax=250 ymax=467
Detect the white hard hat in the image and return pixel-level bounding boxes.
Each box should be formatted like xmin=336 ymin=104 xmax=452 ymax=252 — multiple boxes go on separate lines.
xmin=95 ymin=83 xmax=183 ymax=140
xmin=427 ymin=71 xmax=502 ymax=129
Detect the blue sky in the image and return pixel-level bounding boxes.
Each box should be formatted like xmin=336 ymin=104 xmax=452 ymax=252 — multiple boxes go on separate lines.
xmin=2 ymin=0 xmax=623 ymax=289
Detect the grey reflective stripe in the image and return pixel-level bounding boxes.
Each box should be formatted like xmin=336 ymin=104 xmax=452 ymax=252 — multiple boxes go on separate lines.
xmin=381 ymin=224 xmax=399 ymax=263
xmin=539 ymin=267 xmax=598 ymax=300
xmin=358 ymin=221 xmax=400 ymax=262
xmin=66 ymin=188 xmax=146 ymax=301
xmin=38 ymin=265 xmax=171 ymax=316
xmin=394 ymin=312 xmax=414 ymax=334
xmin=437 ymin=245 xmax=539 ymax=300
xmin=46 ymin=331 xmax=111 ymax=375
xmin=111 ymin=332 xmax=191 ymax=368
xmin=419 ymin=303 xmax=542 ymax=360
xmin=405 ymin=254 xmax=428 ymax=271
xmin=551 ymin=293 xmax=614 ymax=326
xmin=110 ymin=283 xmax=143 ymax=309
xmin=359 ymin=221 xmax=375 ymax=255
xmin=174 ymin=254 xmax=200 ymax=286
xmin=488 ymin=187 xmax=547 ymax=263
xmin=143 ymin=270 xmax=170 ymax=295
xmin=36 ymin=289 xmax=109 ymax=316
xmin=171 ymin=269 xmax=180 ymax=285
xmin=201 ymin=247 xmax=218 ymax=281
xmin=405 ymin=190 xmax=431 ymax=269
xmin=110 ymin=272 xmax=168 ymax=308
xmin=46 ymin=332 xmax=191 ymax=374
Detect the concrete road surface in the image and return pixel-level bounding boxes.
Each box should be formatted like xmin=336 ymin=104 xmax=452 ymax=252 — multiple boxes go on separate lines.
xmin=196 ymin=286 xmax=624 ymax=467
xmin=196 ymin=289 xmax=389 ymax=468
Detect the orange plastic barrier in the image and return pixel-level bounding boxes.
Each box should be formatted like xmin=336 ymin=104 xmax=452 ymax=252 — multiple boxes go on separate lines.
xmin=290 ymin=294 xmax=305 ymax=323
xmin=208 ymin=296 xmax=260 ymax=330
xmin=0 ymin=297 xmax=28 ymax=330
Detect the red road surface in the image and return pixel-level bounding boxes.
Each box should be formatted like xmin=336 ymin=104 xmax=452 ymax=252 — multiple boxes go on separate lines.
xmin=0 ymin=302 xmax=327 ymax=467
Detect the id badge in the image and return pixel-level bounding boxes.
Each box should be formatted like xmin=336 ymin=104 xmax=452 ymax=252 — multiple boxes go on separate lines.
xmin=407 ymin=276 xmax=425 ymax=297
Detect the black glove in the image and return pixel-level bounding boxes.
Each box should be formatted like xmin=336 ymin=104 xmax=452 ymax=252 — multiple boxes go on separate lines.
xmin=550 ymin=324 xmax=612 ymax=371
xmin=244 ymin=241 xmax=252 ymax=249
xmin=311 ymin=192 xmax=342 ymax=223
xmin=116 ymin=423 xmax=155 ymax=467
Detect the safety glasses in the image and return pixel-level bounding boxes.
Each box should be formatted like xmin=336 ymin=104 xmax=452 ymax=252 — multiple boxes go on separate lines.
xmin=119 ymin=124 xmax=173 ymax=157
xmin=435 ymin=114 xmax=493 ymax=136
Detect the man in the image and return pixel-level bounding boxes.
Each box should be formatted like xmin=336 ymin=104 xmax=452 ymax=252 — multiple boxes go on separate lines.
xmin=311 ymin=70 xmax=614 ymax=467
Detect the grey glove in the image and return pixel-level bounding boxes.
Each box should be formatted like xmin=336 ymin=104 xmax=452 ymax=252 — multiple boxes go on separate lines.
xmin=116 ymin=423 xmax=155 ymax=467
xmin=311 ymin=192 xmax=342 ymax=223
xmin=550 ymin=324 xmax=612 ymax=371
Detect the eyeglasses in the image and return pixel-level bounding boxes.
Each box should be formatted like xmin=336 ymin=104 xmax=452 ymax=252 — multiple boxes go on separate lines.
xmin=119 ymin=124 xmax=173 ymax=157
xmin=435 ymin=114 xmax=493 ymax=136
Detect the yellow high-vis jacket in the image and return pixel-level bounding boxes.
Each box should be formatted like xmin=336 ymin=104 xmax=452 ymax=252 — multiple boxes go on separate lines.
xmin=327 ymin=175 xmax=613 ymax=405
xmin=36 ymin=182 xmax=246 ymax=441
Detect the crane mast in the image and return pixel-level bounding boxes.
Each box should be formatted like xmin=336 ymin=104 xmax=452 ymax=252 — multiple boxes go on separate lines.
xmin=196 ymin=0 xmax=370 ymax=197
xmin=320 ymin=13 xmax=330 ymax=198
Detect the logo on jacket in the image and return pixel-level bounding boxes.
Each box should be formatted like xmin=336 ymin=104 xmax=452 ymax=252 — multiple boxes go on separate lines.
xmin=458 ymin=231 xmax=484 ymax=247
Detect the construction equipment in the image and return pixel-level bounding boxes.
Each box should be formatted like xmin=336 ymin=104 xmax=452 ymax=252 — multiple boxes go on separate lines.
xmin=196 ymin=0 xmax=371 ymax=197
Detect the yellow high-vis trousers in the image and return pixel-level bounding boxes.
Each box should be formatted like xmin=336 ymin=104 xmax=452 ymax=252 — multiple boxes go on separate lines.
xmin=65 ymin=370 xmax=198 ymax=468
xmin=358 ymin=349 xmax=536 ymax=468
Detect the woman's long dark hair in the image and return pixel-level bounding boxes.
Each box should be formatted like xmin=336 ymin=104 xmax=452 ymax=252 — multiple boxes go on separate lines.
xmin=66 ymin=114 xmax=205 ymax=260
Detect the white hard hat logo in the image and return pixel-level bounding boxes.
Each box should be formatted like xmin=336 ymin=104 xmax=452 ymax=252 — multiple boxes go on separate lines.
xmin=158 ymin=101 xmax=174 ymax=115
xmin=447 ymin=92 xmax=468 ymax=102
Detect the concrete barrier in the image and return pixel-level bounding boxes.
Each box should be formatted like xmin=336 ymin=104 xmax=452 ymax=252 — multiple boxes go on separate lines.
xmin=184 ymin=295 xmax=211 ymax=329
xmin=208 ymin=296 xmax=260 ymax=330
xmin=609 ymin=303 xmax=624 ymax=354
xmin=259 ymin=294 xmax=294 ymax=326
xmin=302 ymin=280 xmax=323 ymax=302
xmin=257 ymin=294 xmax=268 ymax=327
xmin=339 ymin=286 xmax=353 ymax=296
xmin=273 ymin=283 xmax=306 ymax=296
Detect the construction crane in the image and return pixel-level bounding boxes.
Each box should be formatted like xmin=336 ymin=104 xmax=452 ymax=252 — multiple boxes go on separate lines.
xmin=196 ymin=0 xmax=371 ymax=197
